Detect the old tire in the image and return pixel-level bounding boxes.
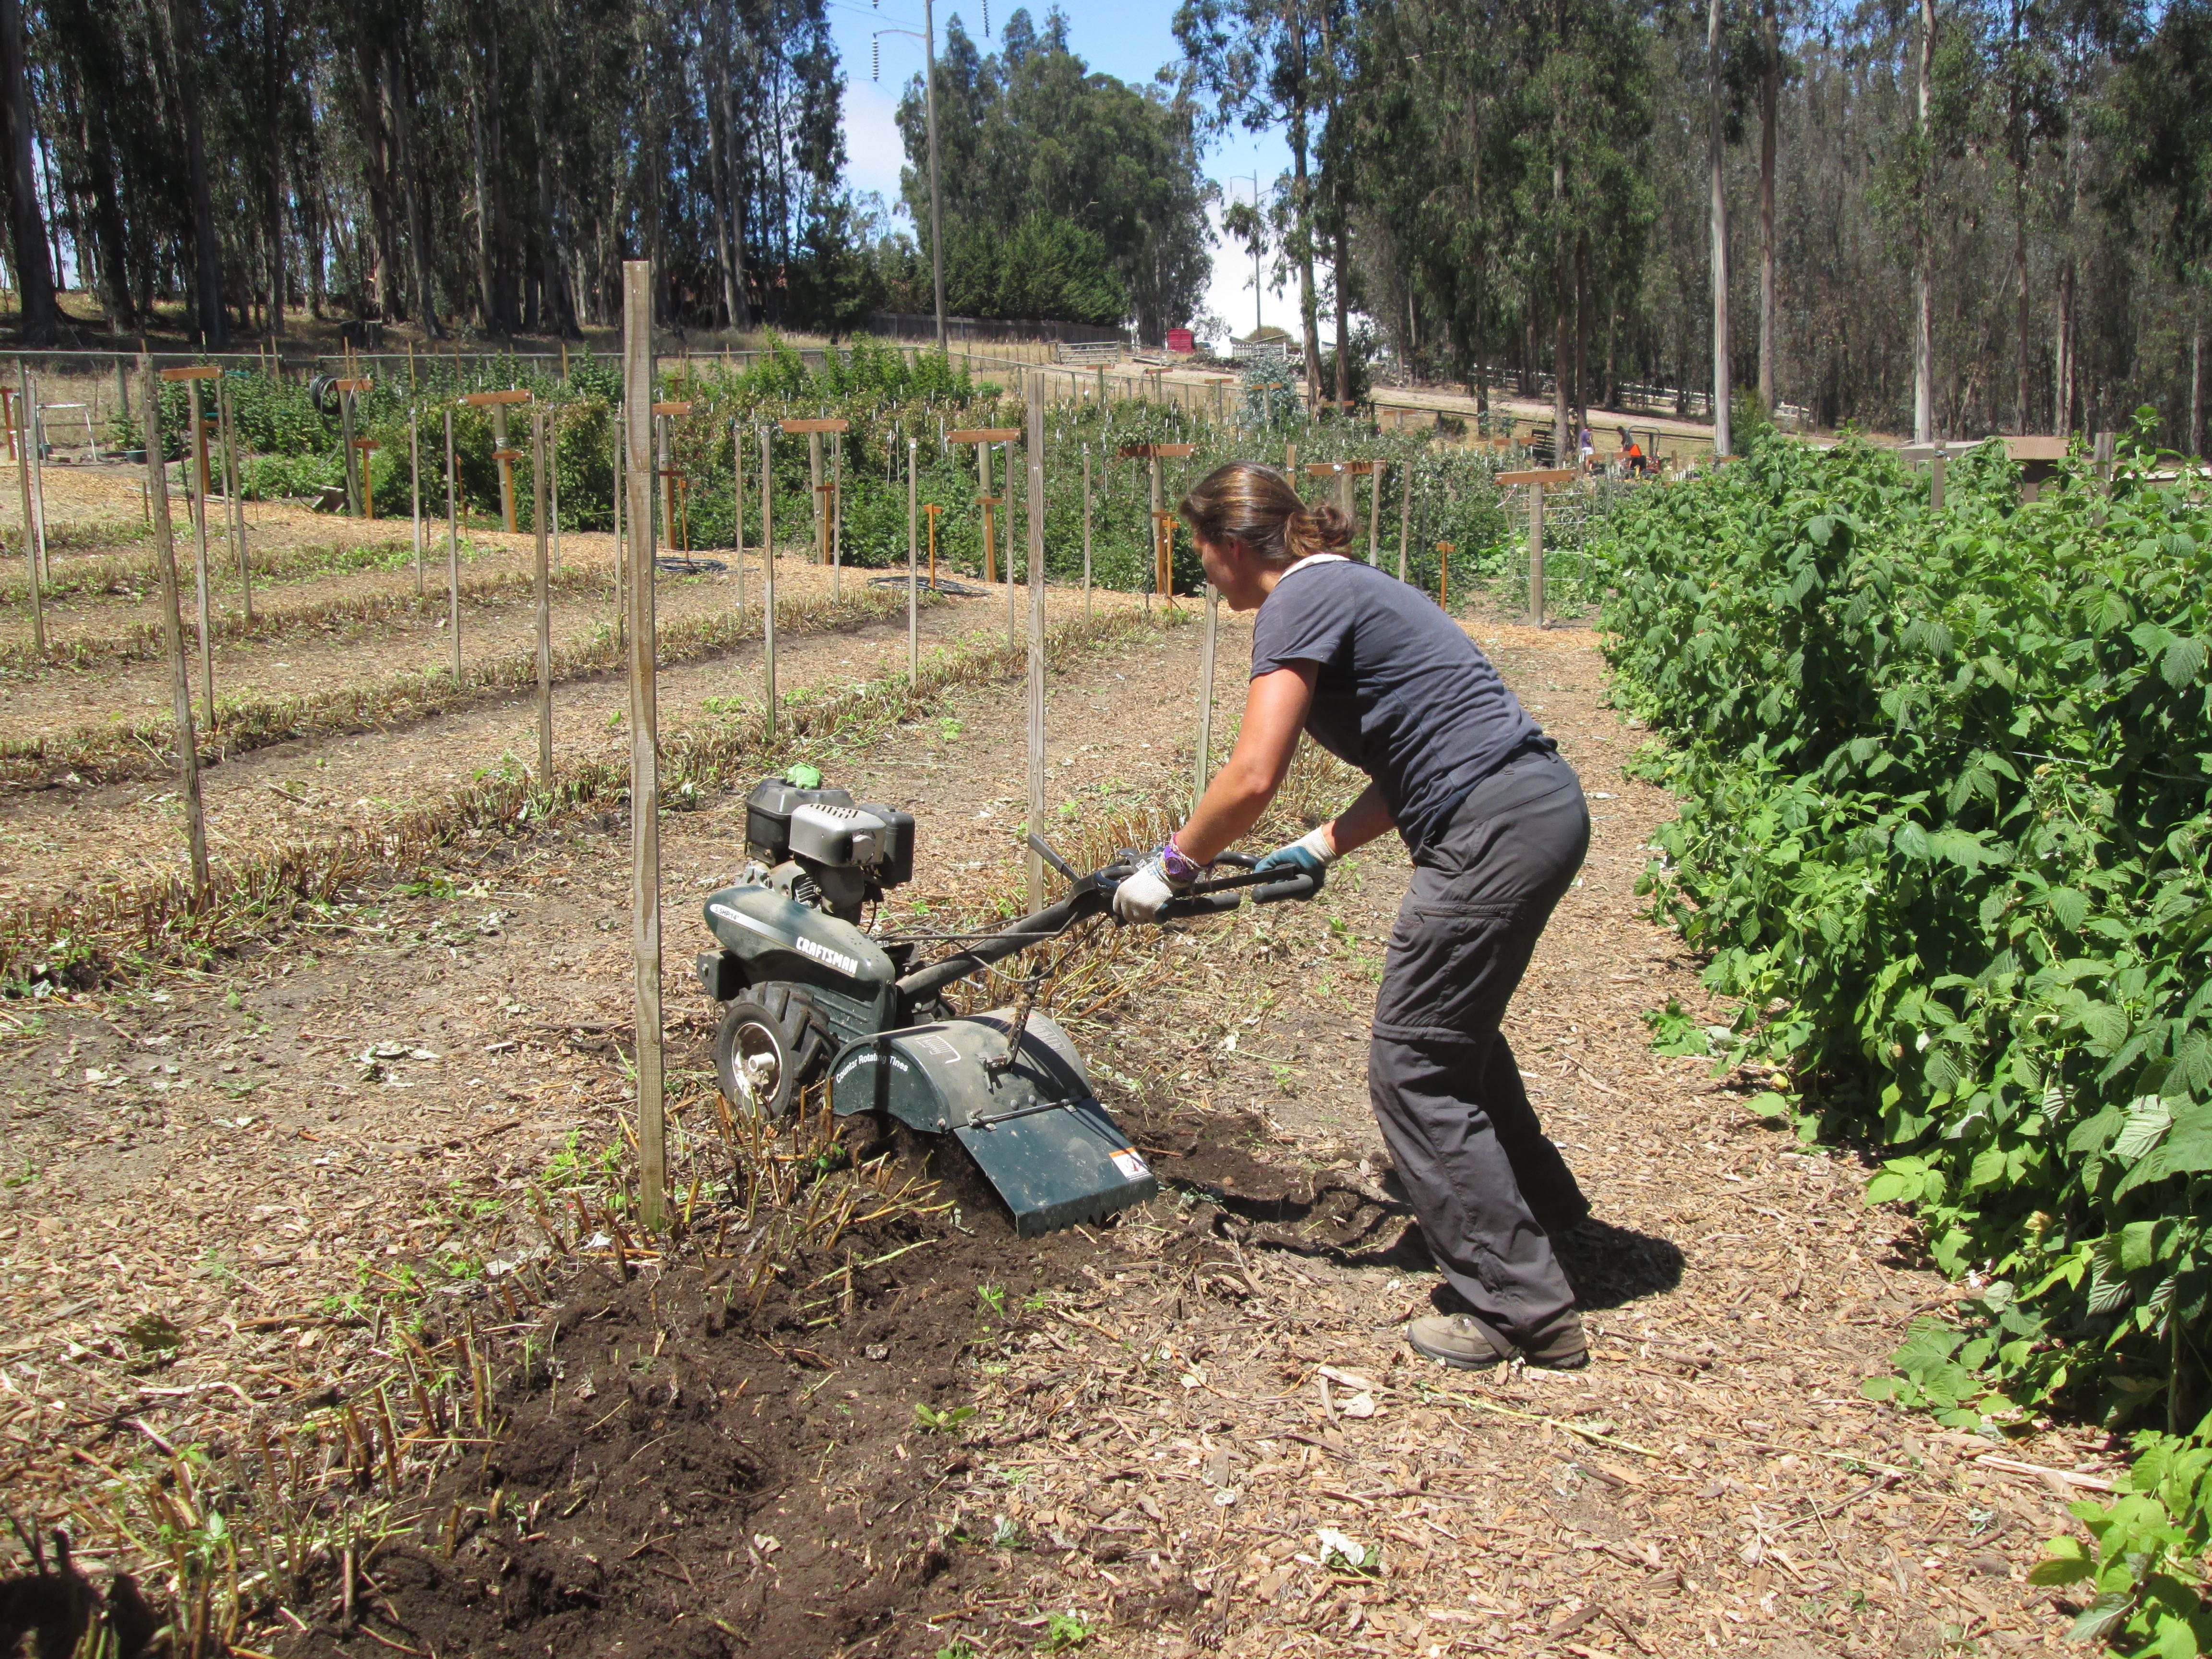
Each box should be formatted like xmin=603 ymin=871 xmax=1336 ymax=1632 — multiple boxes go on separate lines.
xmin=713 ymin=984 xmax=834 ymax=1118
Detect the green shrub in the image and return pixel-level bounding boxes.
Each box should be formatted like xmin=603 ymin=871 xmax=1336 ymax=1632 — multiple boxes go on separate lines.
xmin=1596 ymin=415 xmax=2212 ymax=1647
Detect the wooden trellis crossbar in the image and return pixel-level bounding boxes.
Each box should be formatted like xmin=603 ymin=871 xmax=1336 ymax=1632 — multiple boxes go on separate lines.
xmin=779 ymin=417 xmax=850 ymax=434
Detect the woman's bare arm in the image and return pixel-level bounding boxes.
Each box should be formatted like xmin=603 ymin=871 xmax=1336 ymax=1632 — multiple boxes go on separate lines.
xmin=1172 ymin=664 xmax=1316 ymax=864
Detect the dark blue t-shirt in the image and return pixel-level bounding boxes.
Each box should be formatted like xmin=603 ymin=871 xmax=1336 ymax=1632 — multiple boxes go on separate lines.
xmin=1250 ymin=556 xmax=1548 ymax=852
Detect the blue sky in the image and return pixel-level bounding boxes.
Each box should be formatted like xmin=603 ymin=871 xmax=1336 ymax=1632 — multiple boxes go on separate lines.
xmin=825 ymin=0 xmax=1298 ymax=340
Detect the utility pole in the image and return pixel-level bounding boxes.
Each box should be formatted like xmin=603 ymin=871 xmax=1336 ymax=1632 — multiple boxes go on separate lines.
xmin=874 ymin=0 xmax=947 ymax=350
xmin=1707 ymin=0 xmax=1732 ymax=457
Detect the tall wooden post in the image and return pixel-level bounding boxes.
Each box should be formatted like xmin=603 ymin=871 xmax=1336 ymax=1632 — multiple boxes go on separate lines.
xmin=1529 ymin=488 xmax=1545 ymax=626
xmin=1499 ymin=468 xmax=1572 ymax=627
xmin=177 ymin=371 xmax=217 ymax=725
xmin=1397 ymin=459 xmax=1412 ymax=581
xmin=1002 ymin=438 xmax=1017 ymax=637
xmin=549 ymin=408 xmax=563 ymax=571
xmin=13 ymin=364 xmax=41 ymax=656
xmin=532 ymin=406 xmax=554 ymax=787
xmin=1082 ymin=443 xmax=1093 ymax=619
xmin=1025 ymin=370 xmax=1047 ymax=912
xmin=732 ymin=419 xmax=746 ymax=613
xmin=338 ymin=381 xmax=360 ymax=517
xmin=1368 ymin=465 xmax=1383 ymax=568
xmin=622 ymin=261 xmax=667 ymax=1234
xmin=978 ymin=438 xmax=993 ymax=585
xmin=906 ymin=437 xmax=920 ymax=683
xmin=761 ymin=427 xmax=777 ymax=730
xmin=1150 ymin=452 xmax=1163 ymax=605
xmin=831 ymin=430 xmax=844 ymax=598
xmin=1195 ymin=581 xmax=1219 ymax=805
xmin=807 ymin=430 xmax=824 ymax=565
xmin=445 ymin=407 xmax=462 ymax=682
xmin=143 ymin=360 xmax=208 ymax=904
xmin=219 ymin=379 xmax=251 ymax=621
xmin=17 ymin=370 xmax=45 ymax=584
xmin=611 ymin=409 xmax=625 ymax=650
xmin=493 ymin=401 xmax=516 ymax=532
xmin=409 ymin=407 xmax=425 ymax=595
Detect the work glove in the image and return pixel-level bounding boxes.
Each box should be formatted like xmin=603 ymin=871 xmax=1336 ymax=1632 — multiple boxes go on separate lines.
xmin=1253 ymin=825 xmax=1338 ymax=893
xmin=1112 ymin=840 xmax=1205 ymax=924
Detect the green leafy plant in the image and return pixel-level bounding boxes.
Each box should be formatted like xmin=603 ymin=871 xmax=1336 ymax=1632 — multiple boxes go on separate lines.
xmin=914 ymin=1402 xmax=979 ymax=1435
xmin=2031 ymin=1424 xmax=2212 ymax=1650
xmin=1596 ymin=419 xmax=2212 ymax=1646
xmin=1040 ymin=1611 xmax=1092 ymax=1652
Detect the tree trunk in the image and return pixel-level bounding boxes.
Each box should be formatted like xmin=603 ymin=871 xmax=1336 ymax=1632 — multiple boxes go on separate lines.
xmin=263 ymin=0 xmax=286 ymax=337
xmin=1758 ymin=0 xmax=1777 ymax=411
xmin=1912 ymin=0 xmax=1934 ymax=444
xmin=1707 ymin=0 xmax=1731 ymax=455
xmin=708 ymin=48 xmax=739 ymax=329
xmin=2189 ymin=306 xmax=2201 ymax=459
xmin=1333 ymin=214 xmax=1351 ymax=409
xmin=393 ymin=44 xmax=437 ymax=337
xmin=1 ymin=0 xmax=59 ymax=341
xmin=531 ymin=52 xmax=563 ymax=336
xmin=170 ymin=0 xmax=227 ymax=345
xmin=469 ymin=53 xmax=498 ymax=331
xmin=1574 ymin=232 xmax=1587 ymax=430
xmin=1289 ymin=8 xmax=1320 ymax=414
xmin=357 ymin=41 xmax=397 ymax=322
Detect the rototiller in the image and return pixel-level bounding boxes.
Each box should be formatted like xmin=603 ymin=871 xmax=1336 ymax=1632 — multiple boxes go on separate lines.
xmin=696 ymin=771 xmax=1316 ymax=1235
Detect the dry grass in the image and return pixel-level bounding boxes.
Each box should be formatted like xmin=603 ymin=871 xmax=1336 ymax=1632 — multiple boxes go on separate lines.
xmin=0 ymin=565 xmax=609 ymax=672
xmin=0 ymin=580 xmax=931 ymax=786
xmin=0 ymin=604 xmax=1171 ymax=989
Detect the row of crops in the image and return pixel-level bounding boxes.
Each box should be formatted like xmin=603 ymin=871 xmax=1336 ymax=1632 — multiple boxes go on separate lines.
xmin=1590 ymin=423 xmax=2212 ymax=1648
xmin=126 ymin=337 xmax=1625 ymax=605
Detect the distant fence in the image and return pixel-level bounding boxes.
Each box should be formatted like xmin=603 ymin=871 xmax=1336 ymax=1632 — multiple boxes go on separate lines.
xmin=866 ymin=312 xmax=1128 ymax=347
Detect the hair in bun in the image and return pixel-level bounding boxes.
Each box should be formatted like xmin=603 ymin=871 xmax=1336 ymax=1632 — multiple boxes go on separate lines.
xmin=1178 ymin=461 xmax=1356 ymax=568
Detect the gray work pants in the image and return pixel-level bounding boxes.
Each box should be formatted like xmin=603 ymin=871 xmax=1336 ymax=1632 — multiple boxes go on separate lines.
xmin=1368 ymin=747 xmax=1591 ymax=1336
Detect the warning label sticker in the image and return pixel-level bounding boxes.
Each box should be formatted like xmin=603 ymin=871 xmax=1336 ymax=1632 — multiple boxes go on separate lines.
xmin=1111 ymin=1150 xmax=1150 ymax=1180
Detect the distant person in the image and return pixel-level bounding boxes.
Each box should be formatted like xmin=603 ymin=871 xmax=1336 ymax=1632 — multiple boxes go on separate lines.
xmin=1578 ymin=424 xmax=1595 ymax=470
xmin=1624 ymin=439 xmax=1648 ymax=478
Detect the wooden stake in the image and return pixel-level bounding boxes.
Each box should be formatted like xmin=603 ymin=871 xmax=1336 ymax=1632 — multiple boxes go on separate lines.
xmin=1529 ymin=487 xmax=1545 ymax=627
xmin=220 ymin=379 xmax=251 ymax=620
xmin=622 ymin=260 xmax=667 ymax=1234
xmin=978 ymin=439 xmax=993 ymax=585
xmin=186 ymin=379 xmax=215 ymax=726
xmin=337 ymin=382 xmax=360 ymax=517
xmin=731 ymin=419 xmax=745 ymax=613
xmin=24 ymin=374 xmax=47 ymax=585
xmin=1082 ymin=443 xmax=1093 ymax=619
xmin=12 ymin=364 xmax=40 ymax=656
xmin=405 ymin=415 xmax=423 ymax=600
xmin=906 ymin=437 xmax=919 ymax=684
xmin=444 ymin=407 xmax=461 ymax=682
xmin=1003 ymin=438 xmax=1017 ymax=644
xmin=1397 ymin=459 xmax=1412 ymax=581
xmin=549 ymin=408 xmax=563 ymax=571
xmin=761 ymin=426 xmax=777 ymax=730
xmin=142 ymin=360 xmax=208 ymax=904
xmin=611 ymin=410 xmax=625 ymax=651
xmin=1150 ymin=452 xmax=1165 ymax=605
xmin=924 ymin=503 xmax=940 ymax=587
xmin=831 ymin=430 xmax=843 ymax=598
xmin=808 ymin=430 xmax=825 ymax=567
xmin=1025 ymin=369 xmax=1047 ymax=913
xmin=1366 ymin=465 xmax=1381 ymax=566
xmin=532 ymin=407 xmax=554 ymax=786
xmin=1196 ymin=579 xmax=1219 ymax=805
xmin=493 ymin=402 xmax=517 ymax=533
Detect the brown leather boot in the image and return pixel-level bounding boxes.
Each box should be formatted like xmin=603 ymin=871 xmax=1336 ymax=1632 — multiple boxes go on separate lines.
xmin=1406 ymin=1307 xmax=1588 ymax=1370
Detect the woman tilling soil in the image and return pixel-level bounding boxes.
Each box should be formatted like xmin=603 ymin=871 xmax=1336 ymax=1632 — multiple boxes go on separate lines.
xmin=1115 ymin=461 xmax=1594 ymax=1369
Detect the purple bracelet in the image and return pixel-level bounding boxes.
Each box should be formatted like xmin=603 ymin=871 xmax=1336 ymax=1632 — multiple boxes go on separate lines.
xmin=1159 ymin=839 xmax=1208 ymax=884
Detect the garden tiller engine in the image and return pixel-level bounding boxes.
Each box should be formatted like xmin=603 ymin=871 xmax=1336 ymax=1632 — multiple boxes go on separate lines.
xmin=696 ymin=772 xmax=1317 ymax=1236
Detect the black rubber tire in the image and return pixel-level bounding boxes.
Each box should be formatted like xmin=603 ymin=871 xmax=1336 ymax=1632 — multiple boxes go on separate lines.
xmin=712 ymin=983 xmax=835 ymax=1118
